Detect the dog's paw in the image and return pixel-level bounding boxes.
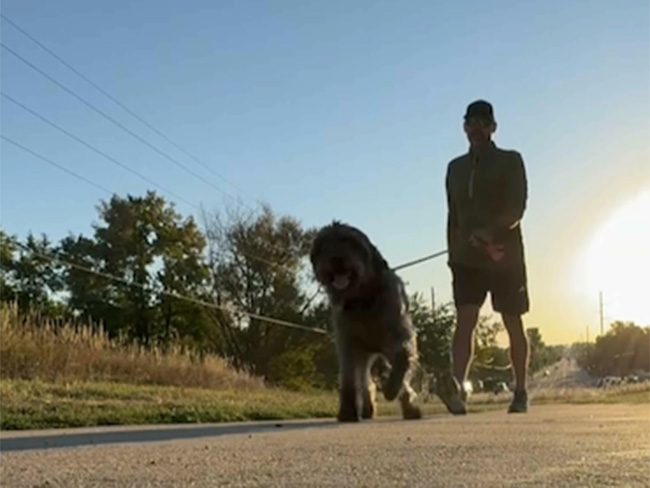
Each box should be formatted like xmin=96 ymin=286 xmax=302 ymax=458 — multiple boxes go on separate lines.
xmin=361 ymin=402 xmax=375 ymax=420
xmin=337 ymin=408 xmax=360 ymax=423
xmin=402 ymin=404 xmax=422 ymax=420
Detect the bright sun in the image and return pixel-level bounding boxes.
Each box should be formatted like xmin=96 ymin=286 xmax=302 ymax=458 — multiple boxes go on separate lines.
xmin=577 ymin=190 xmax=650 ymax=326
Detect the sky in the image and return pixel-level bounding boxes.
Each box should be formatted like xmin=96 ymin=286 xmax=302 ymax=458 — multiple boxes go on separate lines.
xmin=1 ymin=0 xmax=648 ymax=345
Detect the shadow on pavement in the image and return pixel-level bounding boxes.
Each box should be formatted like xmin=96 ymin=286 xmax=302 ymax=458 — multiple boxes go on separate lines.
xmin=0 ymin=419 xmax=340 ymax=452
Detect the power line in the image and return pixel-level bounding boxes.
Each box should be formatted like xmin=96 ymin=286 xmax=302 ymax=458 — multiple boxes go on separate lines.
xmin=1 ymin=16 xmax=301 ymax=263
xmin=2 ymin=92 xmax=298 ymax=273
xmin=1 ymin=135 xmax=113 ymax=196
xmin=0 ymin=13 xmax=251 ymax=201
xmin=4 ymin=125 xmax=448 ymax=286
xmin=8 ymin=198 xmax=448 ymax=337
xmin=599 ymin=290 xmax=604 ymax=336
xmin=1 ymin=38 xmax=448 ymax=279
xmin=14 ymin=240 xmax=449 ymax=337
xmin=1 ymin=42 xmax=244 ymax=206
xmin=2 ymin=41 xmax=447 ymax=285
xmin=0 ymin=20 xmax=314 ymax=267
xmin=1 ymin=92 xmax=199 ymax=211
xmin=16 ymin=242 xmax=328 ymax=335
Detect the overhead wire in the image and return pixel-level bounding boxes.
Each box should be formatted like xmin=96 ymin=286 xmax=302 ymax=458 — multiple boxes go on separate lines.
xmin=1 ymin=19 xmax=451 ymax=334
xmin=1 ymin=92 xmax=303 ymax=274
xmin=1 ymin=42 xmax=244 ymax=206
xmin=1 ymin=92 xmax=200 ymax=210
xmin=0 ymin=13 xmax=250 ymax=200
xmin=2 ymin=24 xmax=447 ymax=277
xmin=0 ymin=19 xmax=307 ymax=265
xmin=2 ymin=136 xmax=448 ymax=336
xmin=14 ymin=241 xmax=329 ymax=335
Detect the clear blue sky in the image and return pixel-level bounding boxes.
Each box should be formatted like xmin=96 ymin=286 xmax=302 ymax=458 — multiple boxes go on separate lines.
xmin=1 ymin=0 xmax=648 ymax=343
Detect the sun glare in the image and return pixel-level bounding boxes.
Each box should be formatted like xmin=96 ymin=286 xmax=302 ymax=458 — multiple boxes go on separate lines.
xmin=577 ymin=190 xmax=650 ymax=326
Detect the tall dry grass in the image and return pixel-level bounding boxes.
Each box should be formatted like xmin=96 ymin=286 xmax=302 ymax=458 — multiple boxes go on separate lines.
xmin=0 ymin=302 xmax=263 ymax=390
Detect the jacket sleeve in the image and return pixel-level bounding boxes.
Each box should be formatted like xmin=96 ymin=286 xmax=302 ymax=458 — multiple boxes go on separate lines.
xmin=491 ymin=152 xmax=527 ymax=242
xmin=446 ymin=164 xmax=459 ymax=254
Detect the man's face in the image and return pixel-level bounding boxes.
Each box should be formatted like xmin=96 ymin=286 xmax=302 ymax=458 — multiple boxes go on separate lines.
xmin=464 ymin=117 xmax=496 ymax=148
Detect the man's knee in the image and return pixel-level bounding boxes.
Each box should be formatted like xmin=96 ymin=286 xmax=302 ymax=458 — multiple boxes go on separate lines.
xmin=502 ymin=313 xmax=524 ymax=333
xmin=455 ymin=305 xmax=480 ymax=336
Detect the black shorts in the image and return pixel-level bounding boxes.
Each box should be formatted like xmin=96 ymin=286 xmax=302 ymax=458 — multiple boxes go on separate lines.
xmin=451 ymin=263 xmax=529 ymax=315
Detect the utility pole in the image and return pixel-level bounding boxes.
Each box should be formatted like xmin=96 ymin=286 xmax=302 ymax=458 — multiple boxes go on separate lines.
xmin=599 ymin=290 xmax=604 ymax=336
xmin=430 ymin=286 xmax=435 ymax=311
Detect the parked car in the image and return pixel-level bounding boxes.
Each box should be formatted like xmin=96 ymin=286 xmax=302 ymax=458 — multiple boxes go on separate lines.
xmin=598 ymin=376 xmax=623 ymax=388
xmin=637 ymin=372 xmax=650 ymax=383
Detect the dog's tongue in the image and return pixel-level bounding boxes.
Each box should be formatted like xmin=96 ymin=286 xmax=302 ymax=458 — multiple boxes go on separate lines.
xmin=332 ymin=274 xmax=350 ymax=290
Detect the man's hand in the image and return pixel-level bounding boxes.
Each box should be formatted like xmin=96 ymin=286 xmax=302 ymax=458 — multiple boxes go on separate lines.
xmin=469 ymin=229 xmax=505 ymax=262
xmin=469 ymin=228 xmax=492 ymax=248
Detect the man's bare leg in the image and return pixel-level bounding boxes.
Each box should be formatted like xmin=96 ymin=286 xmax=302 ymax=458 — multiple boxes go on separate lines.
xmin=452 ymin=305 xmax=480 ymax=386
xmin=503 ymin=313 xmax=529 ymax=412
xmin=502 ymin=314 xmax=529 ymax=391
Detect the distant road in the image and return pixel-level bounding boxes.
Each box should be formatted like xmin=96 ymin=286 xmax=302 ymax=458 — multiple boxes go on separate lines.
xmin=1 ymin=404 xmax=649 ymax=487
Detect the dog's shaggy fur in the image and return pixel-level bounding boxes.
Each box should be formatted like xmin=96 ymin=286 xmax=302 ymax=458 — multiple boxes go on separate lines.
xmin=310 ymin=221 xmax=422 ymax=422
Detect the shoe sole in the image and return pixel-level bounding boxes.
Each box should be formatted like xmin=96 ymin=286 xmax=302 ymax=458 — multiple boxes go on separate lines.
xmin=508 ymin=407 xmax=528 ymax=413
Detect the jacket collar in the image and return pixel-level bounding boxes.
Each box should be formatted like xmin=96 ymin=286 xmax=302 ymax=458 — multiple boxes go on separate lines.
xmin=469 ymin=141 xmax=497 ymax=163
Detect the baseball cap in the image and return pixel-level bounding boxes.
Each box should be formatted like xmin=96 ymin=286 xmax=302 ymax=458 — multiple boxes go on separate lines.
xmin=464 ymin=100 xmax=495 ymax=122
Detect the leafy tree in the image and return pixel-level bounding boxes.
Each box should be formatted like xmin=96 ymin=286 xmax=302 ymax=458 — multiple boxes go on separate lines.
xmin=526 ymin=327 xmax=562 ymax=374
xmin=410 ymin=294 xmax=455 ymax=375
xmin=0 ymin=230 xmax=19 ymax=303
xmin=202 ymin=204 xmax=320 ymax=379
xmin=58 ymin=192 xmax=214 ymax=347
xmin=579 ymin=322 xmax=650 ymax=376
xmin=0 ymin=230 xmax=63 ymax=315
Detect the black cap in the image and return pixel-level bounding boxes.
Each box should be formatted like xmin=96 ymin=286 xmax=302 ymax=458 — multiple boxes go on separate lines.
xmin=464 ymin=100 xmax=495 ymax=122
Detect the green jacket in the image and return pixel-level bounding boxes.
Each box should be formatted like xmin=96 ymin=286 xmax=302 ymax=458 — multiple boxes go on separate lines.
xmin=445 ymin=142 xmax=528 ymax=270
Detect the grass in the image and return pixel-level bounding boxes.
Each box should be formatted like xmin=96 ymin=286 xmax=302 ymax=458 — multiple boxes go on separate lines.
xmin=0 ymin=302 xmax=261 ymax=390
xmin=1 ymin=303 xmax=648 ymax=430
xmin=0 ymin=303 xmax=455 ymax=430
xmin=0 ymin=379 xmax=337 ymax=430
xmin=526 ymin=383 xmax=650 ymax=405
xmin=1 ymin=379 xmax=647 ymax=431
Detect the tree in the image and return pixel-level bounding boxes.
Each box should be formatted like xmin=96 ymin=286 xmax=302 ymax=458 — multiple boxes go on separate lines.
xmin=579 ymin=322 xmax=650 ymax=376
xmin=410 ymin=294 xmax=455 ymax=376
xmin=524 ymin=327 xmax=564 ymax=374
xmin=0 ymin=230 xmax=19 ymax=303
xmin=527 ymin=328 xmax=545 ymax=374
xmin=467 ymin=317 xmax=511 ymax=386
xmin=59 ymin=192 xmax=215 ymax=347
xmin=152 ymin=201 xmax=213 ymax=350
xmin=0 ymin=230 xmax=63 ymax=315
xmin=409 ymin=295 xmax=516 ymax=391
xmin=202 ymin=204 xmax=321 ymax=379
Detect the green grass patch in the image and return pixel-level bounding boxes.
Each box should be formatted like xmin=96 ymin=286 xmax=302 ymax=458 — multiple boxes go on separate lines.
xmin=0 ymin=379 xmax=338 ymax=430
xmin=0 ymin=379 xmax=461 ymax=430
xmin=3 ymin=379 xmax=647 ymax=431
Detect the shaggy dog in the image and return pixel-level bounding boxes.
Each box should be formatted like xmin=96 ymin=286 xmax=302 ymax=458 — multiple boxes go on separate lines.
xmin=310 ymin=221 xmax=422 ymax=422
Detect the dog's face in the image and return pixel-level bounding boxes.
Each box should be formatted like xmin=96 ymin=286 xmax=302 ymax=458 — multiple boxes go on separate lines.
xmin=310 ymin=222 xmax=386 ymax=300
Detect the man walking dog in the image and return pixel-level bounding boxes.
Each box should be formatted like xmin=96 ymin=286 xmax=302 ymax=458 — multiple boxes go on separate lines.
xmin=445 ymin=100 xmax=531 ymax=414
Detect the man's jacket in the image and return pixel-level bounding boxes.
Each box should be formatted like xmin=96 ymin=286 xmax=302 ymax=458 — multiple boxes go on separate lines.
xmin=445 ymin=141 xmax=528 ymax=270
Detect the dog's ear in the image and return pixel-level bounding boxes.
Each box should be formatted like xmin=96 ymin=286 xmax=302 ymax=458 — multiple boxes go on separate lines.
xmin=397 ymin=278 xmax=409 ymax=312
xmin=309 ymin=239 xmax=321 ymax=268
xmin=369 ymin=243 xmax=389 ymax=272
xmin=309 ymin=226 xmax=328 ymax=267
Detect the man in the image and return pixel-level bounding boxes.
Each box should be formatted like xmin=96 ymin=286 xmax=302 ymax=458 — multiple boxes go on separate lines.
xmin=445 ymin=100 xmax=530 ymax=414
